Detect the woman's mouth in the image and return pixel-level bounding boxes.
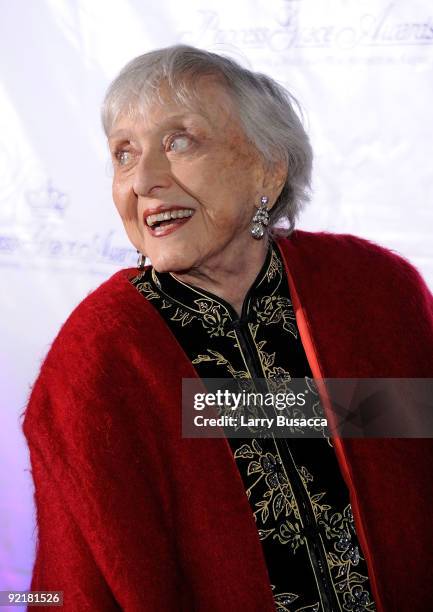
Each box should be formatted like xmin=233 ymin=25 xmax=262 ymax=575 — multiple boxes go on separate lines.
xmin=145 ymin=208 xmax=194 ymax=237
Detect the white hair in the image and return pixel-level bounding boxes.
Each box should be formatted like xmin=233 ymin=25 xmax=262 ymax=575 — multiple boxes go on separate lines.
xmin=101 ymin=44 xmax=313 ymax=233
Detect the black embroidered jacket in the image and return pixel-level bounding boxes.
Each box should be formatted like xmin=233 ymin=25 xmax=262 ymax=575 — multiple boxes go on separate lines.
xmin=131 ymin=242 xmax=376 ymax=612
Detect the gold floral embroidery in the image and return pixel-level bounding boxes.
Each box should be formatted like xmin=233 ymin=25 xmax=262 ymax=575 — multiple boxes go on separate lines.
xmin=257 ymin=248 xmax=281 ymax=284
xmin=252 ymin=295 xmax=298 ymax=338
xmin=131 ymin=243 xmax=376 ymax=612
xmin=193 ymin=299 xmax=231 ymax=337
xmin=170 ymin=306 xmax=196 ymax=327
xmin=133 ymin=280 xmax=161 ymax=302
xmin=235 ymin=438 xmax=375 ymax=611
xmin=192 ymin=350 xmax=249 ymax=379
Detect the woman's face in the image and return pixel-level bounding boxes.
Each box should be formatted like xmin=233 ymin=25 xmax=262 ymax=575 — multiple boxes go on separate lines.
xmin=108 ymin=78 xmax=277 ymax=274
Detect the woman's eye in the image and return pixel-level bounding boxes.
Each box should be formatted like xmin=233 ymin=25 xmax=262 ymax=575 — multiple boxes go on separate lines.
xmin=168 ymin=135 xmax=191 ymax=153
xmin=115 ymin=150 xmax=132 ymax=166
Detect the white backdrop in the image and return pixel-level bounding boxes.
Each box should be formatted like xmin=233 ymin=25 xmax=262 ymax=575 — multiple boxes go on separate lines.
xmin=1 ymin=0 xmax=432 ymax=599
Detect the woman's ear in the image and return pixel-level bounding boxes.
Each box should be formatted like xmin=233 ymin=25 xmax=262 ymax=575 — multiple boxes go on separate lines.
xmin=263 ymin=160 xmax=287 ymax=207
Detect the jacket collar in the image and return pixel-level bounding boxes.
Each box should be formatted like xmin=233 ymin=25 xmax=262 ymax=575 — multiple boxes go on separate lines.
xmin=150 ymin=240 xmax=284 ymax=321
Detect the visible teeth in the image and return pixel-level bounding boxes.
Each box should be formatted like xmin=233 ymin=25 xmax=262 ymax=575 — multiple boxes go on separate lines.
xmin=146 ymin=209 xmax=194 ymax=227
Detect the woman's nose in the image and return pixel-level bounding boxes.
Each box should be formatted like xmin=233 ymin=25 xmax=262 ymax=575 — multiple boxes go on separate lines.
xmin=132 ymin=149 xmax=172 ymax=196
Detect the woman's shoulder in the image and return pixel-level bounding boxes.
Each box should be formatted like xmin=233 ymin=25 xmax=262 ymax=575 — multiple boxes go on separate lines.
xmin=278 ymin=229 xmax=432 ymax=297
xmin=22 ymin=266 xmax=164 ymax=433
xmin=32 ymin=266 xmax=160 ymax=378
xmin=282 ymin=228 xmax=414 ymax=263
xmin=56 ymin=266 xmax=150 ymax=340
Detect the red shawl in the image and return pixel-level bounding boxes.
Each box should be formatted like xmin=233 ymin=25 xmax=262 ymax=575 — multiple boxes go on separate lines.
xmin=22 ymin=230 xmax=433 ymax=611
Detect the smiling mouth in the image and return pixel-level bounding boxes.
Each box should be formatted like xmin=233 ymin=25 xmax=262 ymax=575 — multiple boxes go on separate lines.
xmin=145 ymin=208 xmax=194 ymax=228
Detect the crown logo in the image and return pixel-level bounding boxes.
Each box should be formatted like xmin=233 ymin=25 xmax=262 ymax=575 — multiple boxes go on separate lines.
xmin=25 ymin=180 xmax=69 ymax=218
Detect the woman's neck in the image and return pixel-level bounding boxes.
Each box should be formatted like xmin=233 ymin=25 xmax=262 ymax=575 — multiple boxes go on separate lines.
xmin=171 ymin=238 xmax=270 ymax=317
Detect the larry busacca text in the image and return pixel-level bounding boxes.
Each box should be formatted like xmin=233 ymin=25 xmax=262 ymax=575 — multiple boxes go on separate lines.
xmin=193 ymin=413 xmax=327 ymax=429
xmin=184 ymin=386 xmax=329 ymax=436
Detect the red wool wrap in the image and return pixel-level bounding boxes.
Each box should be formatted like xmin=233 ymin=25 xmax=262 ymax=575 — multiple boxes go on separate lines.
xmin=22 ymin=231 xmax=433 ymax=611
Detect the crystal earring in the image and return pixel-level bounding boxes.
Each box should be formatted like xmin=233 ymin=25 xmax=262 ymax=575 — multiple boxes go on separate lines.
xmin=251 ymin=195 xmax=270 ymax=239
xmin=136 ymin=250 xmax=146 ymax=270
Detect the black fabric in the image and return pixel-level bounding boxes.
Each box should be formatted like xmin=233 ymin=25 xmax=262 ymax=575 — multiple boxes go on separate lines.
xmin=131 ymin=241 xmax=376 ymax=612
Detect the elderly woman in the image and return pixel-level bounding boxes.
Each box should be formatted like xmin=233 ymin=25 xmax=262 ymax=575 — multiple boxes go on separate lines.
xmin=23 ymin=45 xmax=433 ymax=612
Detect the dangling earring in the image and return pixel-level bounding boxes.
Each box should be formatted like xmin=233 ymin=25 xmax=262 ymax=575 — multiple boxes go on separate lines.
xmin=136 ymin=250 xmax=146 ymax=270
xmin=251 ymin=195 xmax=270 ymax=239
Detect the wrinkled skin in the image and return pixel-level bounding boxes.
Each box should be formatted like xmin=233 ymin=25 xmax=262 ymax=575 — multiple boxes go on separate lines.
xmin=108 ymin=77 xmax=286 ymax=312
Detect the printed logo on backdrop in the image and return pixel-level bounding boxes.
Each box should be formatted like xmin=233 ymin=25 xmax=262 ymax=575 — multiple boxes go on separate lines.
xmin=179 ymin=1 xmax=433 ymax=65
xmin=0 ymin=179 xmax=136 ymax=274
